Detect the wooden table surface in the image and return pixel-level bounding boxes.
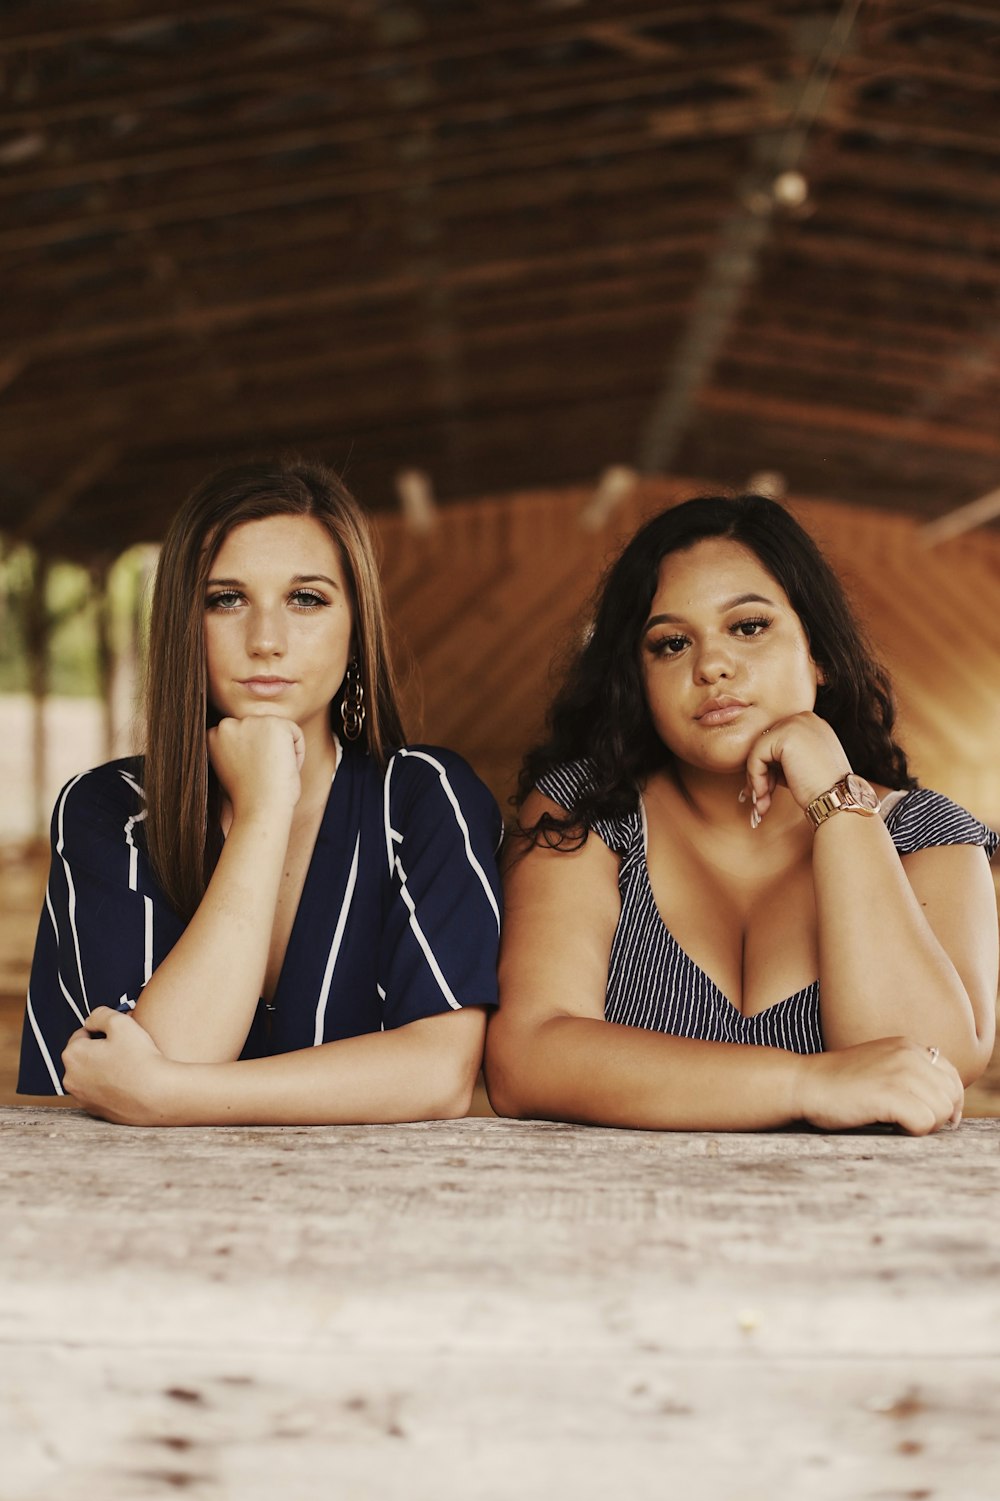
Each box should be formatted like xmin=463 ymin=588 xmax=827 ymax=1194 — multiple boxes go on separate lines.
xmin=2 ymin=1108 xmax=999 ymax=1501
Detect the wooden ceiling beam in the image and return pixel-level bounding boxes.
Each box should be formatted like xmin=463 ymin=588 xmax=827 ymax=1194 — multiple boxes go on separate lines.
xmin=737 ymin=301 xmax=1000 ymax=355
xmin=4 ymin=229 xmax=714 ymax=358
xmin=3 ymin=215 xmax=991 ymax=345
xmin=0 ymin=2 xmax=787 ymax=71
xmin=698 ymin=387 xmax=1000 ymax=459
xmin=5 ymin=289 xmax=994 ymax=427
xmin=0 ymin=64 xmax=793 ymax=205
xmin=0 ymin=40 xmax=799 ymax=130
xmin=825 ymin=107 xmax=1000 ymax=156
xmin=716 ymin=332 xmax=995 ymax=393
xmin=0 ymin=3 xmax=253 ymax=51
xmin=12 ymin=441 xmax=118 ymax=544
xmin=802 ymin=150 xmax=1000 ymax=205
xmin=0 ymin=128 xmax=743 ymax=254
xmin=13 ymin=43 xmax=993 ymax=140
xmin=1 ymin=303 xmax=695 ymax=427
xmin=771 ymin=234 xmax=1000 ymax=287
xmin=793 ymin=194 xmax=1000 ymax=256
xmin=0 ymin=142 xmax=738 ymax=266
xmin=839 ymin=53 xmax=1000 ymax=91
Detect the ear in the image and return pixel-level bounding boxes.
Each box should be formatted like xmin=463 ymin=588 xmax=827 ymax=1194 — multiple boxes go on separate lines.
xmin=814 ymin=662 xmax=827 ymax=687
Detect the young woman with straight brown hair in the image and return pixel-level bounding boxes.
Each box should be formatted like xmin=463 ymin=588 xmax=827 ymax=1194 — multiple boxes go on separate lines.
xmin=20 ymin=459 xmax=502 ymax=1124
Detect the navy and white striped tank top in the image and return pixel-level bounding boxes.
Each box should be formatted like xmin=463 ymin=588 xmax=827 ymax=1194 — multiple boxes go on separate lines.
xmin=537 ymin=762 xmax=998 ymax=1054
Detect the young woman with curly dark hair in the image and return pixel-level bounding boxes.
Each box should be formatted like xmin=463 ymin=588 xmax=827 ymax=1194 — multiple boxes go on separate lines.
xmin=486 ymin=495 xmax=997 ymax=1134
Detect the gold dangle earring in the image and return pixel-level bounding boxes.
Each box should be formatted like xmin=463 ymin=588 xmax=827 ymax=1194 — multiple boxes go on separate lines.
xmin=340 ymin=658 xmax=365 ymax=741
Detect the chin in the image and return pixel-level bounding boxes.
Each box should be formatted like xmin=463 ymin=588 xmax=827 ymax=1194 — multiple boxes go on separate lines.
xmin=228 ymin=701 xmax=296 ymax=719
xmin=680 ymin=744 xmax=755 ymax=776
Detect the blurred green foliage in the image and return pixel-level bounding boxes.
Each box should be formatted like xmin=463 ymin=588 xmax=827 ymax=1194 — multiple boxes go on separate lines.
xmin=0 ymin=541 xmax=155 ymax=697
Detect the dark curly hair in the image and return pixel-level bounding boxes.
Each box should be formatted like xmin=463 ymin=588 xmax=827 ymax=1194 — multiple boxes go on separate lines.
xmin=518 ymin=494 xmax=915 ymax=846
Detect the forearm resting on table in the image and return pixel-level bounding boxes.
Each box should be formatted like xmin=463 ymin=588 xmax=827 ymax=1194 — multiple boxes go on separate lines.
xmin=132 ymin=811 xmax=291 ymax=1062
xmin=812 ymin=818 xmax=996 ymax=1081
xmin=486 ymin=1013 xmax=805 ymax=1131
xmin=136 ymin=1008 xmax=487 ymax=1126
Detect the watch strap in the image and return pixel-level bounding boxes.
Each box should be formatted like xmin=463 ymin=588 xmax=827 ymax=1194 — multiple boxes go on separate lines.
xmin=805 ymin=776 xmax=878 ymax=829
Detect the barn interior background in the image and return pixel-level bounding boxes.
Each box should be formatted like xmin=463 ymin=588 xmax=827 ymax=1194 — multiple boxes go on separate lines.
xmin=0 ymin=0 xmax=998 ymax=1101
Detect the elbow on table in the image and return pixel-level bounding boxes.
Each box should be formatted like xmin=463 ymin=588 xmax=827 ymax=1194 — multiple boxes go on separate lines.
xmin=481 ymin=1067 xmax=529 ymax=1121
xmin=822 ymin=1002 xmax=995 ymax=1091
xmin=959 ymin=1022 xmax=996 ymax=1089
xmin=482 ymin=1077 xmax=531 ymax=1121
xmin=413 ymin=1044 xmax=483 ymax=1122
xmin=433 ymin=1070 xmax=479 ymax=1121
xmin=926 ymin=990 xmax=995 ymax=1088
xmin=482 ymin=1029 xmax=539 ymax=1121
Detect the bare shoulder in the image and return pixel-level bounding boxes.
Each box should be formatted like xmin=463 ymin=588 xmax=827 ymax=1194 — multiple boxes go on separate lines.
xmin=504 ymin=791 xmax=620 ymax=901
xmin=497 ymin=791 xmax=621 ymax=1029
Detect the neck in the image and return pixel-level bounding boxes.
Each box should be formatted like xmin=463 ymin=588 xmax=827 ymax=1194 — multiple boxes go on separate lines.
xmin=298 ymin=718 xmax=340 ymax=809
xmin=662 ymin=762 xmax=802 ymax=839
xmin=669 ymin=764 xmax=747 ymax=829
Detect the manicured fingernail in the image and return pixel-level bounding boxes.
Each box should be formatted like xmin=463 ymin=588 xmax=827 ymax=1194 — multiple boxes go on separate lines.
xmin=737 ymin=788 xmax=747 ymax=804
xmin=751 ymin=789 xmax=757 ymax=805
xmin=750 ymin=807 xmax=761 ymax=830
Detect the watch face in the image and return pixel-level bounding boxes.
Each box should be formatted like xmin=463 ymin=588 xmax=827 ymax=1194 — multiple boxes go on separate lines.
xmin=846 ymin=774 xmax=880 ymax=812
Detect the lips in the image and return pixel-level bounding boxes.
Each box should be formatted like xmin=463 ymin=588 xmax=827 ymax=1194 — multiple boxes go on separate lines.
xmin=695 ymin=697 xmax=749 ymax=726
xmin=238 ymin=677 xmax=295 ymax=697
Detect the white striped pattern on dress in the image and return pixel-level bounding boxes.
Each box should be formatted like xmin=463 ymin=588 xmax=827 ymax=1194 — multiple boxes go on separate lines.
xmin=537 ymin=764 xmax=997 ymax=1055
xmin=382 ymin=748 xmax=502 ymax=1014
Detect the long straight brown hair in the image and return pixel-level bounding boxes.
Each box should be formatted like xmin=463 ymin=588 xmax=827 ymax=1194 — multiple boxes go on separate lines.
xmin=143 ymin=458 xmax=406 ymax=919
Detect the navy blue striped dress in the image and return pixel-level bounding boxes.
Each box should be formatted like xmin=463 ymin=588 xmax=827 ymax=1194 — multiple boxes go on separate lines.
xmin=19 ymin=741 xmax=502 ymax=1095
xmin=538 ymin=762 xmax=998 ymax=1054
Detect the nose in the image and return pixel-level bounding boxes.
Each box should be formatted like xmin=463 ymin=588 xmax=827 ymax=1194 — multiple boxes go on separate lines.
xmin=692 ymin=634 xmax=735 ymax=684
xmin=246 ymin=603 xmax=286 ymax=659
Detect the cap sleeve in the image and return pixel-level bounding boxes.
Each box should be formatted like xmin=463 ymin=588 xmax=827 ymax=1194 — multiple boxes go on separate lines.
xmin=886 ymin=787 xmax=998 ymax=861
xmin=378 ymin=746 xmax=502 ymax=1029
xmin=535 ymin=758 xmax=638 ymax=855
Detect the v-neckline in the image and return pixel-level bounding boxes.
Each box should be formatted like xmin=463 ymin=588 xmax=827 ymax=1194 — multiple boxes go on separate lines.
xmin=634 ymin=792 xmax=818 ymax=1020
xmin=631 ymin=788 xmax=914 ymax=1020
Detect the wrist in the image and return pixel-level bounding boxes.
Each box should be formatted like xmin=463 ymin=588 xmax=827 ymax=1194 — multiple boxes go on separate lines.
xmin=804 ymin=773 xmax=880 ymax=828
xmin=786 ymin=1050 xmax=819 ymax=1124
xmin=141 ymin=1056 xmax=188 ymax=1126
xmin=226 ymin=802 xmax=295 ymax=845
xmin=795 ymin=763 xmax=852 ymax=812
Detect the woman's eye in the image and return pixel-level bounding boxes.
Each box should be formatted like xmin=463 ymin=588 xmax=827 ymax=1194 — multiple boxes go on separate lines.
xmin=650 ymin=634 xmax=690 ymax=657
xmin=206 ymin=591 xmax=243 ymax=611
xmin=290 ymin=589 xmax=327 ymax=609
xmin=732 ymin=616 xmax=771 ymax=638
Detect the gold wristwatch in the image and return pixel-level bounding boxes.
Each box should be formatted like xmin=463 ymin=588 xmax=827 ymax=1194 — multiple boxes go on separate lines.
xmin=805 ymin=773 xmax=880 ymax=829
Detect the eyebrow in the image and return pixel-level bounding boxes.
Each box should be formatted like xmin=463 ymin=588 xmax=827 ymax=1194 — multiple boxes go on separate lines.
xmin=205 ymin=573 xmax=341 ymax=589
xmin=644 ymin=592 xmax=776 ymax=631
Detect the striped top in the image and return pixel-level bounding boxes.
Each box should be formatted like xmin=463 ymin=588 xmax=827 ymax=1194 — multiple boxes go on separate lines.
xmin=537 ymin=761 xmax=998 ymax=1054
xmin=19 ymin=742 xmax=503 ymax=1095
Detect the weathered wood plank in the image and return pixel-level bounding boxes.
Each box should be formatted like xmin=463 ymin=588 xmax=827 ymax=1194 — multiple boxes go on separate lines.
xmin=5 ymin=1351 xmax=1000 ymax=1501
xmin=2 ymin=1111 xmax=998 ymax=1499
